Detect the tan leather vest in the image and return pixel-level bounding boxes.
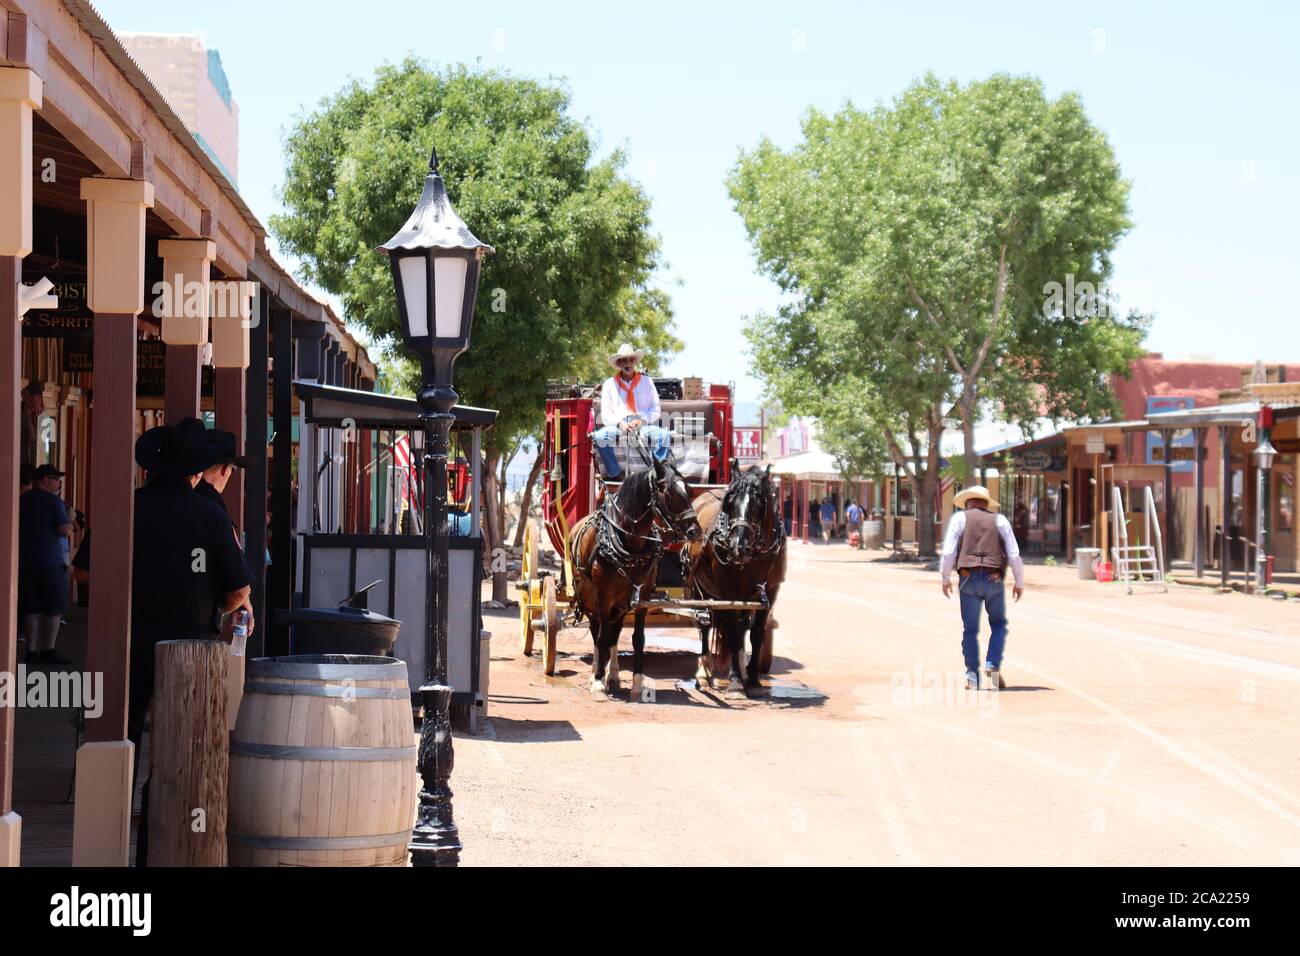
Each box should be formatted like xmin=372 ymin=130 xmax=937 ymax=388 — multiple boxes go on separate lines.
xmin=956 ymin=507 xmax=1006 ymax=571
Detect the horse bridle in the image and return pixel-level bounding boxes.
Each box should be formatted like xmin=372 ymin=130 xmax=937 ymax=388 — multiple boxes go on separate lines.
xmin=579 ymin=463 xmax=696 ymax=586
xmin=708 ymin=478 xmax=784 ymax=565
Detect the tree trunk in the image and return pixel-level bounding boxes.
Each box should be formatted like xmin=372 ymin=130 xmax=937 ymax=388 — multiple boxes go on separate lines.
xmin=512 ymin=450 xmax=545 ymax=548
xmin=908 ymin=468 xmax=936 ymax=557
xmin=481 ymin=450 xmax=511 ymax=604
xmin=959 ymin=387 xmax=978 ymax=480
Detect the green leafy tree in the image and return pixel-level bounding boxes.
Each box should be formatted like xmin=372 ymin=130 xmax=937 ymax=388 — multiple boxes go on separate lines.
xmin=272 ymin=59 xmax=676 ymax=596
xmin=730 ymin=71 xmax=1147 ymax=493
xmin=747 ymin=305 xmax=950 ymax=554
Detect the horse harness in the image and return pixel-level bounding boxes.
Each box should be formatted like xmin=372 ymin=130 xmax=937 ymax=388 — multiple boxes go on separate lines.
xmin=705 ymin=483 xmax=785 ymax=566
xmin=573 ymin=467 xmax=695 ymax=606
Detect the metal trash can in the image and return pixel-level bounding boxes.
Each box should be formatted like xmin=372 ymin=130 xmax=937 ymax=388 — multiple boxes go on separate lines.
xmin=1076 ymin=547 xmax=1101 ymax=580
xmin=278 ymin=580 xmax=401 ymax=656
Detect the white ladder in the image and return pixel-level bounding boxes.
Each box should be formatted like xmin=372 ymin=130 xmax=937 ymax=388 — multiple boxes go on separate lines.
xmin=1110 ymin=486 xmax=1168 ymax=594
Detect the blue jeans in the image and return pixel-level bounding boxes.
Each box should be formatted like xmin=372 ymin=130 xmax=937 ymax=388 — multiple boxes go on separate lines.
xmin=593 ymin=422 xmax=670 ymax=477
xmin=957 ymin=568 xmax=1008 ymax=674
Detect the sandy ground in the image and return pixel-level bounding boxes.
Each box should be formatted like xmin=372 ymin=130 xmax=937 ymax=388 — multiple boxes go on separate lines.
xmin=453 ymin=544 xmax=1300 ymax=866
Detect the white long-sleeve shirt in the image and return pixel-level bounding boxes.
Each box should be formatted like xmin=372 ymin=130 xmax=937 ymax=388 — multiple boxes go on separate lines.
xmin=939 ymin=509 xmax=1025 ymax=588
xmin=600 ymin=373 xmax=661 ymax=427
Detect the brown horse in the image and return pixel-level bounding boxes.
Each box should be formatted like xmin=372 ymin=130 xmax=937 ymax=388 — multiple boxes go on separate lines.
xmin=569 ymin=457 xmax=700 ymax=698
xmin=687 ymin=462 xmax=786 ymax=697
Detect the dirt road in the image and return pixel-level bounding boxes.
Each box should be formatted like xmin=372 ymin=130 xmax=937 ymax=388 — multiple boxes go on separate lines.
xmin=453 ymin=545 xmax=1300 ymax=866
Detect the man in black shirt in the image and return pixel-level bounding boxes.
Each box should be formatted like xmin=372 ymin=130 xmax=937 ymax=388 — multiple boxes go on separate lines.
xmin=194 ymin=428 xmax=250 ymax=523
xmin=130 ymin=417 xmax=253 ymax=865
xmin=18 ymin=464 xmax=76 ymax=666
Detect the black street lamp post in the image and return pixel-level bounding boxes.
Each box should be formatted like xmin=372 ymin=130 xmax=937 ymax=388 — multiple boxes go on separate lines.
xmin=380 ymin=146 xmax=492 ymax=867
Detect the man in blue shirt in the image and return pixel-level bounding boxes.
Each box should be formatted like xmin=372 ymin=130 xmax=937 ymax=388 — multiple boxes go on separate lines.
xmin=846 ymin=500 xmax=863 ymax=547
xmin=819 ymin=497 xmax=836 ymax=544
xmin=18 ymin=464 xmax=76 ymax=666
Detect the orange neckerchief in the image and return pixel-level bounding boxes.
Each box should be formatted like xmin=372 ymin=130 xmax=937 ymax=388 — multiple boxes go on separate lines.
xmin=615 ymin=371 xmax=641 ymax=412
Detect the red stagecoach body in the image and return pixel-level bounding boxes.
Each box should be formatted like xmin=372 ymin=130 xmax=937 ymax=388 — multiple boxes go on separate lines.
xmin=539 ymin=380 xmax=736 ymax=556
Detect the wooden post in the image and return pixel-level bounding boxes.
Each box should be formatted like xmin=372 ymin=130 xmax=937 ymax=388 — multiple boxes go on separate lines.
xmin=268 ymin=307 xmax=295 ymax=657
xmin=0 ymin=63 xmax=43 ymax=865
xmin=0 ymin=258 xmax=21 ymax=864
xmin=1194 ymin=427 xmax=1205 ymax=578
xmin=164 ymin=344 xmax=202 ymax=424
xmin=1162 ymin=428 xmax=1174 ymax=568
xmin=147 ymin=640 xmax=228 ymax=867
xmin=214 ymin=366 xmax=245 ymax=528
xmin=75 ymin=176 xmax=153 ymax=866
xmin=1220 ymin=425 xmax=1232 ymax=587
xmin=243 ymin=290 xmax=270 ymax=655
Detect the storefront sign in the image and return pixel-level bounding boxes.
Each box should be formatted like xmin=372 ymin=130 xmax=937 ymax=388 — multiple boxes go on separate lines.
xmin=1015 ymin=450 xmax=1053 ymax=471
xmin=21 ymin=270 xmax=92 ymax=336
xmin=1146 ymin=396 xmax=1195 ymax=473
xmin=732 ymin=427 xmax=762 ymax=462
xmin=62 ymin=337 xmax=213 ymax=397
xmin=1085 ymin=436 xmax=1105 ymax=455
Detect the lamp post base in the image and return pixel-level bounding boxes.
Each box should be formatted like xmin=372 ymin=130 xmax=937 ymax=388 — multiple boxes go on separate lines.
xmin=409 ymin=684 xmax=461 ymax=867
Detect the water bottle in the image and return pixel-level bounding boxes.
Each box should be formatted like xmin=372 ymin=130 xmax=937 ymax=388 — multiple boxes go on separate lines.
xmin=230 ymin=608 xmax=250 ymax=658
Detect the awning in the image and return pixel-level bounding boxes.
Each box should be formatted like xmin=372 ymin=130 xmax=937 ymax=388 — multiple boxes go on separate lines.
xmin=295 ymin=381 xmax=498 ymax=429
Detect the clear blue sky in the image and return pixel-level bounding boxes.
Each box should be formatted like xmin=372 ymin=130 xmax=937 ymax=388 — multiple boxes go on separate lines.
xmin=96 ymin=0 xmax=1299 ymax=406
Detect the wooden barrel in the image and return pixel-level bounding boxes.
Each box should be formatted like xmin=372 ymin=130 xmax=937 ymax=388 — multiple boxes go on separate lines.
xmin=228 ymin=655 xmax=418 ymax=867
xmin=861 ymin=519 xmax=885 ymax=549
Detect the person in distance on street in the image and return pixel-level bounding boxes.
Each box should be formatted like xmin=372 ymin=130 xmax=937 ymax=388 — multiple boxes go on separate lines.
xmin=939 ymin=486 xmax=1024 ymax=691
xmin=18 ymin=463 xmax=76 ymax=667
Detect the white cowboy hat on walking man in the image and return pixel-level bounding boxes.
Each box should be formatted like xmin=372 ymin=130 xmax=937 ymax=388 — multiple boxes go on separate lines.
xmin=953 ymin=485 xmax=998 ymax=510
xmin=608 ymin=343 xmax=644 ymax=368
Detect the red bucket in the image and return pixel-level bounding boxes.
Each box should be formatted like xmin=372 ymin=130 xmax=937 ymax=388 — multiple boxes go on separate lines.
xmin=1094 ymin=559 xmax=1114 ymax=583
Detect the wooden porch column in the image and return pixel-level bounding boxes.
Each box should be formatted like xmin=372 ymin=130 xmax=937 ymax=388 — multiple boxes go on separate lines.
xmin=74 ymin=176 xmax=154 ymax=866
xmin=267 ymin=307 xmax=296 ymax=657
xmin=211 ymin=278 xmax=254 ymax=530
xmin=158 ymin=239 xmax=214 ymax=425
xmin=242 ymin=289 xmax=270 ymax=656
xmin=0 ymin=63 xmax=42 ymax=867
xmin=1161 ymin=428 xmax=1174 ymax=569
xmin=1219 ymin=425 xmax=1232 ymax=588
xmin=1194 ymin=427 xmax=1206 ymax=578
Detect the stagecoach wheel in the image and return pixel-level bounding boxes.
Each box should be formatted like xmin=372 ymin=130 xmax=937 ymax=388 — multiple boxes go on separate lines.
xmin=519 ymin=580 xmax=537 ymax=656
xmin=541 ymin=575 xmax=560 ymax=676
xmin=759 ymin=615 xmax=777 ymax=674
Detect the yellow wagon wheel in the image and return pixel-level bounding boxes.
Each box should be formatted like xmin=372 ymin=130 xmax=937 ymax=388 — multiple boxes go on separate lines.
xmin=519 ymin=521 xmax=540 ymax=655
xmin=541 ymin=575 xmax=560 ymax=676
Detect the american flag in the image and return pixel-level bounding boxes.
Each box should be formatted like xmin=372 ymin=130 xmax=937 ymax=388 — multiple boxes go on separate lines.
xmin=392 ymin=434 xmax=422 ymax=522
xmin=21 ymin=382 xmax=44 ymax=417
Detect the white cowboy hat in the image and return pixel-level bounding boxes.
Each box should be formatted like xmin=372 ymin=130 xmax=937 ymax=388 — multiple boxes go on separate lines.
xmin=953 ymin=485 xmax=998 ymax=510
xmin=608 ymin=343 xmax=644 ymax=368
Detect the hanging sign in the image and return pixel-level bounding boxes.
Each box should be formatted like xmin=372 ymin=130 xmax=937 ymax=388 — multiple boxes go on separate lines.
xmin=732 ymin=427 xmax=762 ymax=462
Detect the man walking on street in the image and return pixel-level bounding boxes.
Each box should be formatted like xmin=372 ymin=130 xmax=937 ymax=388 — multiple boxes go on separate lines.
xmin=939 ymin=485 xmax=1024 ymax=690
xmin=819 ymin=497 xmax=836 ymax=544
xmin=846 ymin=500 xmax=863 ymax=547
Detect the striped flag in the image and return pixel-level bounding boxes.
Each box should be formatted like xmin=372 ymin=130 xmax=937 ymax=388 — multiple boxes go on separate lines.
xmin=392 ymin=434 xmax=422 ymax=526
xmin=21 ymin=382 xmax=44 ymax=417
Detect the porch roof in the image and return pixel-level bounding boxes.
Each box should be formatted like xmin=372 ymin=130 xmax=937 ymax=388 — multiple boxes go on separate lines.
xmin=295 ymin=382 xmax=498 ymax=429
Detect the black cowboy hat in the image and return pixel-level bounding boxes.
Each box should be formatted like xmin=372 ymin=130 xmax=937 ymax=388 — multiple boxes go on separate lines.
xmin=134 ymin=418 xmax=221 ymax=478
xmin=207 ymin=428 xmax=252 ymax=469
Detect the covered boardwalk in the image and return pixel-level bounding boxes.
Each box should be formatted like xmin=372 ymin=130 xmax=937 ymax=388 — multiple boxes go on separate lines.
xmin=2 ymin=2 xmax=377 ymax=865
xmin=768 ymin=449 xmax=876 ymax=543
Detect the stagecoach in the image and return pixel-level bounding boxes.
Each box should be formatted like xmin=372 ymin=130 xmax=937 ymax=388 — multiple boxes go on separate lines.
xmin=517 ymin=377 xmax=777 ymax=677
